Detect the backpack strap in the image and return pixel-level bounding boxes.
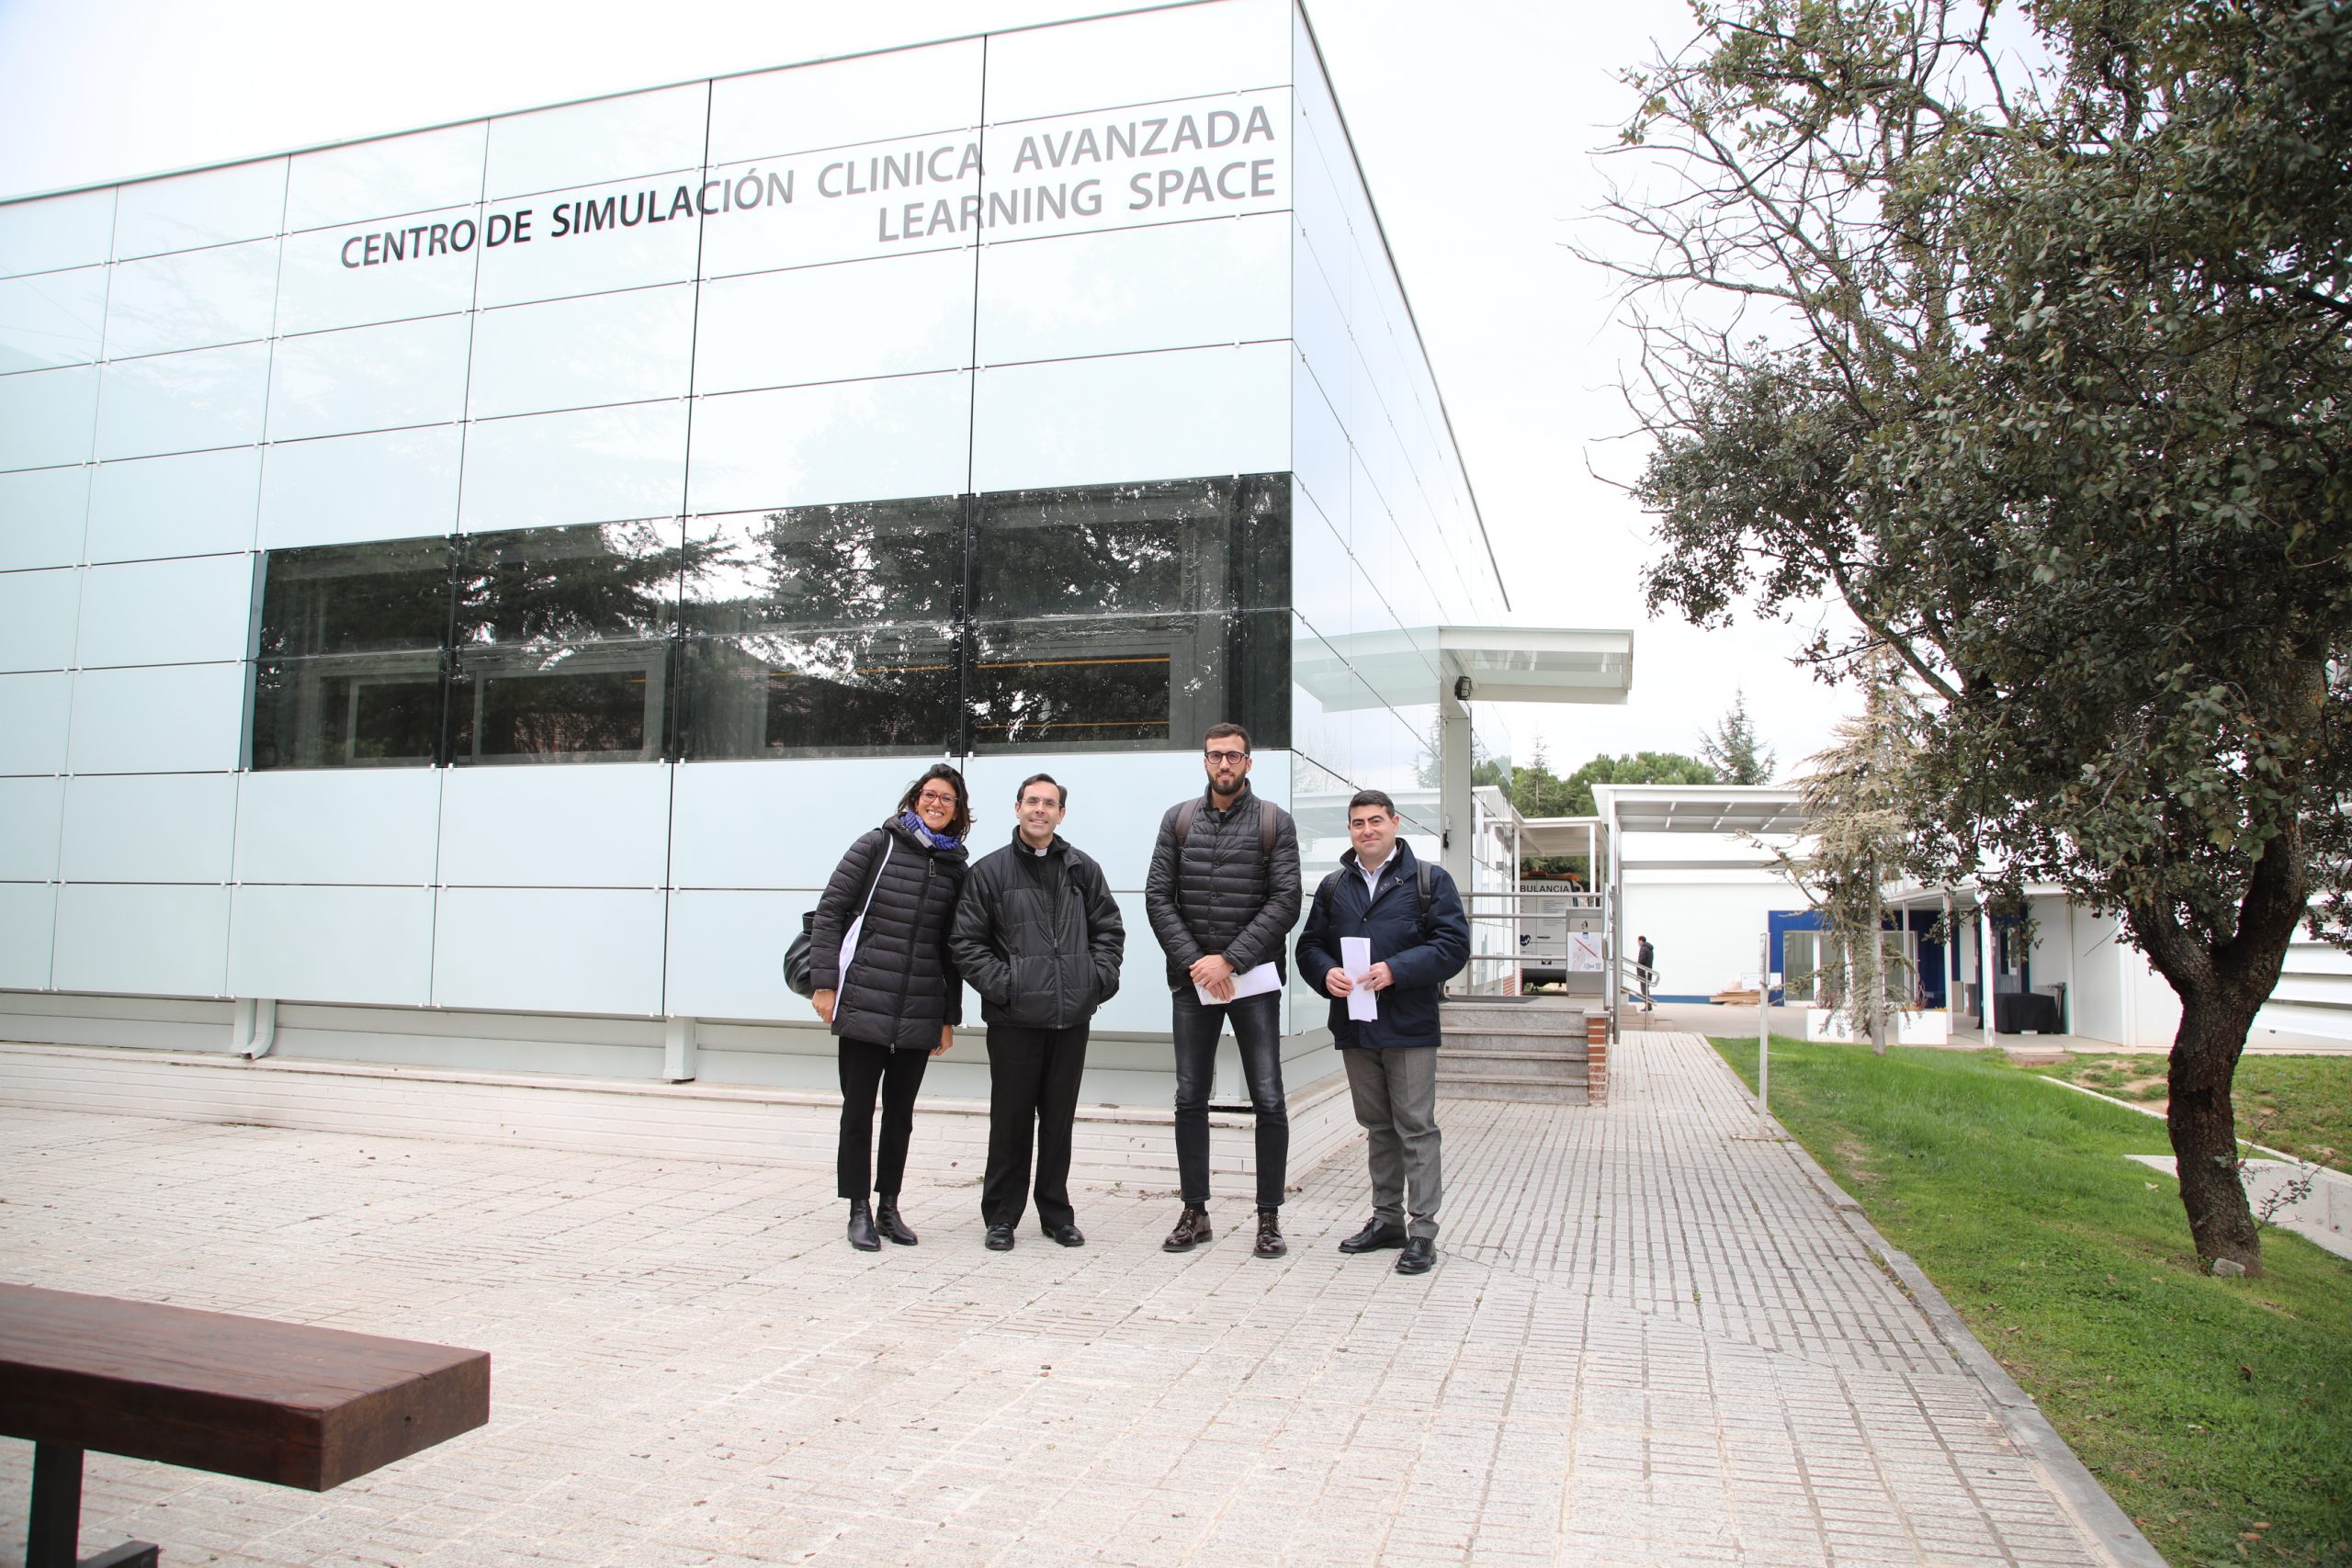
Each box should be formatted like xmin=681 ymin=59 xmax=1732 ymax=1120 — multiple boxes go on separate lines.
xmin=1415 ymin=859 xmax=1434 ymax=943
xmin=1174 ymin=797 xmax=1200 ymax=848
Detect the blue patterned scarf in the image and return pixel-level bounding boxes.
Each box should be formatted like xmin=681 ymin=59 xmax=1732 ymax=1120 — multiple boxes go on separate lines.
xmin=899 ymin=809 xmax=961 ymax=850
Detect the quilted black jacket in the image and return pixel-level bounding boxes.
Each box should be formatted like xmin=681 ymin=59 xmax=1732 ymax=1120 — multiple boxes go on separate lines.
xmin=809 ymin=818 xmax=968 ymax=1050
xmin=949 ymin=830 xmax=1125 ymax=1030
xmin=1143 ymin=783 xmax=1302 ymax=988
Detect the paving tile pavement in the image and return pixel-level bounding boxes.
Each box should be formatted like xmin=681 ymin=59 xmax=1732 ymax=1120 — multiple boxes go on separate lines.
xmin=0 ymin=1033 xmax=2122 ymax=1566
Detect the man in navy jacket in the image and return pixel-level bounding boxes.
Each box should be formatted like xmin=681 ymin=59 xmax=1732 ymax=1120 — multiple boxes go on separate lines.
xmin=1296 ymin=789 xmax=1470 ymax=1275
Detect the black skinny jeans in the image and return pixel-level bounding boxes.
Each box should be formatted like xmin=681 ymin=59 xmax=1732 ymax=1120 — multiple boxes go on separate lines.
xmin=1170 ymin=988 xmax=1287 ymax=1210
xmin=837 ymin=1038 xmax=930 ymax=1200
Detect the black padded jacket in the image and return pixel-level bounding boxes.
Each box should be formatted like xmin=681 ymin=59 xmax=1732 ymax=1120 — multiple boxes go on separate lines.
xmin=1143 ymin=782 xmax=1303 ymax=988
xmin=808 ymin=817 xmax=968 ymax=1050
xmin=950 ymin=831 xmax=1125 ymax=1030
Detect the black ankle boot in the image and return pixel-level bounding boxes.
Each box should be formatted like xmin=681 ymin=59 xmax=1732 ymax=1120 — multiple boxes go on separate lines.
xmin=874 ymin=1198 xmax=918 ymax=1246
xmin=847 ymin=1199 xmax=880 ymax=1251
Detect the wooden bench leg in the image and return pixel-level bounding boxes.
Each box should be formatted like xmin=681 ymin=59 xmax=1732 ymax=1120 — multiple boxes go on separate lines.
xmin=24 ymin=1443 xmax=159 ymax=1568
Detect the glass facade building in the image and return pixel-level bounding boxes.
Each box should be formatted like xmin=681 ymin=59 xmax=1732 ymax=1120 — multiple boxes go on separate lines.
xmin=0 ymin=0 xmax=1511 ymax=1090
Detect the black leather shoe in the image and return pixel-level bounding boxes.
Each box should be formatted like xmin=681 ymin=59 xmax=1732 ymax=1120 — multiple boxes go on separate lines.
xmin=1162 ymin=1206 xmax=1212 ymax=1252
xmin=1253 ymin=1209 xmax=1286 ymax=1258
xmin=874 ymin=1199 xmax=917 ymax=1247
xmin=1336 ymin=1219 xmax=1407 ymax=1254
xmin=847 ymin=1200 xmax=879 ymax=1252
xmin=984 ymin=1222 xmax=1015 ymax=1251
xmin=1044 ymin=1222 xmax=1085 ymax=1247
xmin=1395 ymin=1237 xmax=1435 ymax=1275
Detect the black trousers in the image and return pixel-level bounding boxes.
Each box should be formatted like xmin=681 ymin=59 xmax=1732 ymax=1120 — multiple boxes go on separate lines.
xmin=981 ymin=1022 xmax=1090 ymax=1230
xmin=1170 ymin=988 xmax=1288 ymax=1210
xmin=837 ymin=1038 xmax=930 ymax=1200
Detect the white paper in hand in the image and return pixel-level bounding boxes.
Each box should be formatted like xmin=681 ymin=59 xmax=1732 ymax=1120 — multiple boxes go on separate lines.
xmin=1193 ymin=961 xmax=1282 ymax=1007
xmin=1340 ymin=937 xmax=1378 ymax=1022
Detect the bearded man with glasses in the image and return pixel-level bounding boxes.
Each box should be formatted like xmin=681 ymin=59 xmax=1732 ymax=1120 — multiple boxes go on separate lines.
xmin=1144 ymin=722 xmax=1303 ymax=1257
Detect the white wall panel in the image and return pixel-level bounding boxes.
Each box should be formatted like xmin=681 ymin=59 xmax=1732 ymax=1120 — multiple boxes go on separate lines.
xmin=686 ymin=372 xmax=970 ymax=514
xmin=957 ymin=749 xmax=1211 ymax=890
xmin=707 ymin=40 xmax=983 ymax=164
xmin=234 ymin=766 xmax=442 ymax=886
xmin=66 ymin=662 xmax=246 ymax=774
xmin=663 ymin=887 xmax=804 ymax=1021
xmin=86 ymin=446 xmax=260 ymax=563
xmin=468 ymin=285 xmax=695 ymax=419
xmin=978 ymin=213 xmax=1287 ymax=367
xmin=257 ymin=426 xmax=460 ymax=549
xmin=0 ymin=881 xmax=56 ymax=987
xmin=0 ymin=365 xmax=98 ymax=470
xmin=274 ymin=212 xmax=480 ymax=336
xmin=488 ymin=83 xmax=709 ymax=200
xmin=0 ymin=189 xmax=115 ymax=279
xmin=438 ymin=762 xmax=673 ymax=887
xmin=0 ymin=569 xmax=80 ymax=673
xmin=95 ymin=342 xmax=271 ymax=460
xmin=59 ymin=772 xmax=238 ymax=883
xmin=458 ymin=401 xmax=689 ymax=533
xmin=52 ymin=882 xmax=231 ymax=997
xmin=986 ymin=0 xmax=1290 ymax=121
xmin=971 ymin=342 xmax=1288 ymax=493
xmin=0 ymin=671 xmax=73 ymax=775
xmin=0 ymin=775 xmax=64 ymax=880
xmin=227 ymin=884 xmax=435 ymax=1006
xmin=693 ymin=251 xmax=974 ymax=395
xmin=473 ymin=177 xmax=700 ymax=308
xmin=267 ymin=315 xmax=470 ymax=442
xmin=431 ymin=886 xmax=665 ymax=1015
xmin=669 ymin=755 xmax=955 ymax=890
xmin=103 ymin=240 xmax=279 ymax=358
xmin=114 ymin=161 xmax=287 ymax=261
xmin=1091 ymin=889 xmax=1173 ymax=1033
xmin=0 ymin=265 xmax=107 ymax=373
xmin=287 ymin=123 xmax=487 ymax=233
xmin=0 ymin=465 xmax=90 ymax=571
xmin=75 ymin=555 xmax=254 ymax=669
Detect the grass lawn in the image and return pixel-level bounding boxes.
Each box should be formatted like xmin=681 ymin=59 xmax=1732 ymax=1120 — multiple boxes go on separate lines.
xmin=2024 ymin=1054 xmax=2352 ymax=1174
xmin=1713 ymin=1036 xmax=2351 ymax=1568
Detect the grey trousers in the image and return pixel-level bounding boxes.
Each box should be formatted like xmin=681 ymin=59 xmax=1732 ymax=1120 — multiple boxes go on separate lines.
xmin=1342 ymin=1045 xmax=1442 ymax=1240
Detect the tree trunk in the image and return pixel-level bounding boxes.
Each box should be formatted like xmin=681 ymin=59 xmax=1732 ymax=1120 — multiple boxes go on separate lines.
xmin=2165 ymin=987 xmax=2264 ymax=1277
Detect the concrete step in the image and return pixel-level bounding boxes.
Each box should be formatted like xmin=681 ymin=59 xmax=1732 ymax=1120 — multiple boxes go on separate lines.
xmin=1438 ymin=1075 xmax=1590 ymax=1105
xmin=1444 ymin=1031 xmax=1591 ymax=1058
xmin=1439 ymin=1010 xmax=1588 ymax=1041
xmin=1441 ymin=1050 xmax=1589 ymax=1084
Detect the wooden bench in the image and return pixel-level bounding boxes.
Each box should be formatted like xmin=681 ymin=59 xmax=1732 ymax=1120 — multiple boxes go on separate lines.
xmin=1 ymin=1284 xmax=490 ymax=1568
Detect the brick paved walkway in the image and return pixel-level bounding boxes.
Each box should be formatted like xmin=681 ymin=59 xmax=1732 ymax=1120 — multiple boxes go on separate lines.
xmin=1 ymin=1034 xmax=2132 ymax=1565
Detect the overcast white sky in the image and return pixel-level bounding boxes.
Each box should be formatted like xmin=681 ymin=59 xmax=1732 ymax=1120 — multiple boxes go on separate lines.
xmin=0 ymin=0 xmax=1861 ymax=781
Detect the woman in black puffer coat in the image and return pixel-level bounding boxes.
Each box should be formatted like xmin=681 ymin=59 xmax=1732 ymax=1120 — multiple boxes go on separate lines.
xmin=808 ymin=762 xmax=971 ymax=1252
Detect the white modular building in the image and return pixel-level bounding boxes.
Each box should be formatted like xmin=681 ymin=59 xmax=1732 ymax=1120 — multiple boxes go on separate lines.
xmin=0 ymin=0 xmax=1553 ymax=1113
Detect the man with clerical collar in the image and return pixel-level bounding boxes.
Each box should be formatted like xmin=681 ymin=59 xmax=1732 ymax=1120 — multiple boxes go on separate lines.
xmin=1145 ymin=723 xmax=1303 ymax=1258
xmin=950 ymin=773 xmax=1125 ymax=1251
xmin=1296 ymin=788 xmax=1470 ymax=1276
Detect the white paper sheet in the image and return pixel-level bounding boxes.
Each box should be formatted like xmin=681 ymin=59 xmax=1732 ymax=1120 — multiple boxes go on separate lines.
xmin=1193 ymin=961 xmax=1282 ymax=1007
xmin=1340 ymin=937 xmax=1378 ymax=1021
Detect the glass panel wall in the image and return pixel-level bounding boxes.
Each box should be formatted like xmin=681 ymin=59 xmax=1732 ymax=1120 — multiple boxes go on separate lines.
xmin=246 ymin=473 xmax=1292 ymax=769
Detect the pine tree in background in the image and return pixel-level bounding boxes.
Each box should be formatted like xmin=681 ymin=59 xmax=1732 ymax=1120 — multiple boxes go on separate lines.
xmin=1700 ymin=691 xmax=1777 ymax=785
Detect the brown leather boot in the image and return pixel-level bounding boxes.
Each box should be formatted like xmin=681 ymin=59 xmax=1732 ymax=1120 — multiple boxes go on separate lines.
xmin=1253 ymin=1208 xmax=1286 ymax=1258
xmin=1162 ymin=1205 xmax=1212 ymax=1252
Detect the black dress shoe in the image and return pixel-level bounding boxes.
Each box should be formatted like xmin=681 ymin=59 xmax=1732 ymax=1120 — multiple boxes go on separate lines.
xmin=1336 ymin=1219 xmax=1407 ymax=1254
xmin=1044 ymin=1222 xmax=1085 ymax=1247
xmin=874 ymin=1199 xmax=918 ymax=1247
xmin=1252 ymin=1208 xmax=1286 ymax=1258
xmin=847 ymin=1200 xmax=880 ymax=1252
xmin=1395 ymin=1237 xmax=1435 ymax=1275
xmin=1162 ymin=1206 xmax=1211 ymax=1252
xmin=984 ymin=1222 xmax=1016 ymax=1251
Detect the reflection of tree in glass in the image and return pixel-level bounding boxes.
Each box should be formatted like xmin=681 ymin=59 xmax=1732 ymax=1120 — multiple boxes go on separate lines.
xmin=451 ymin=520 xmax=687 ymax=649
xmin=680 ymin=498 xmax=961 ymax=632
xmin=255 ymin=537 xmax=454 ymax=659
xmin=968 ymin=479 xmax=1270 ymax=620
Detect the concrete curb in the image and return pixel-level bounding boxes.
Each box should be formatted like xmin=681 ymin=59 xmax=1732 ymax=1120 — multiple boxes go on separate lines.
xmin=1708 ymin=1052 xmax=2171 ymax=1568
